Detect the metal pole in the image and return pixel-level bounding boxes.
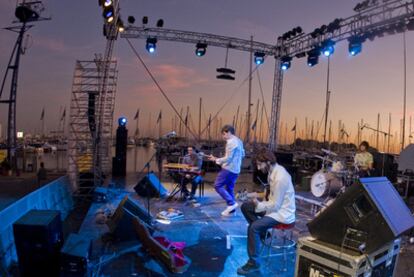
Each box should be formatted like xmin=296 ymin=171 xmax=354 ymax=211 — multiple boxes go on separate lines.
xmin=246 ymin=36 xmax=253 ymax=143
xmin=198 ymin=97 xmax=202 ymax=140
xmin=376 ymin=113 xmax=380 ymax=149
xmin=402 ymin=31 xmax=407 ymax=151
xmin=323 ymin=56 xmax=331 ymax=144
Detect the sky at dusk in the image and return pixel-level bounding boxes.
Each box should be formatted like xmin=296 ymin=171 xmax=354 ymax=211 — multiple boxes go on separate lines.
xmin=0 ymin=0 xmax=413 ymax=146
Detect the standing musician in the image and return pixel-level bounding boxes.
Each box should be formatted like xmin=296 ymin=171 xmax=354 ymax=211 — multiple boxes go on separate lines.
xmin=237 ymin=149 xmax=296 ymax=275
xmin=181 ymin=146 xmax=203 ymax=201
xmin=354 ymin=141 xmax=373 ymax=177
xmin=208 ymin=125 xmax=245 ymax=216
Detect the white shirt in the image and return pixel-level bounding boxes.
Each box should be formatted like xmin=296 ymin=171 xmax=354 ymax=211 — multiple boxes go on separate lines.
xmin=215 ymin=135 xmax=245 ymax=174
xmin=255 ymin=163 xmax=296 ymax=224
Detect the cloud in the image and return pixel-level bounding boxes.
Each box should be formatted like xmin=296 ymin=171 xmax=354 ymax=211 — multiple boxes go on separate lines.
xmin=133 ymin=63 xmax=208 ymax=95
xmin=32 ymin=36 xmax=67 ymax=52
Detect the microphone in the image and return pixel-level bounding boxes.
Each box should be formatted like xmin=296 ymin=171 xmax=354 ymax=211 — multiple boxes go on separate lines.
xmin=162 ymin=131 xmax=177 ymax=138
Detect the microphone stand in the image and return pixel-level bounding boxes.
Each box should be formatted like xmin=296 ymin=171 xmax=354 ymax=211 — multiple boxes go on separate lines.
xmin=136 ymin=150 xmax=158 ymax=227
xmin=360 ymin=124 xmax=392 ymax=176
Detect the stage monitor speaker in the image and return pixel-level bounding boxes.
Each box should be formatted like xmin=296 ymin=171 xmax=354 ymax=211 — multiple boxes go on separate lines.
xmin=106 ymin=196 xmax=154 ymax=241
xmin=134 ymin=172 xmax=168 ymax=198
xmin=13 ymin=210 xmax=63 ymax=276
xmin=60 ymin=233 xmax=92 ymax=277
xmin=307 ymin=177 xmax=414 ymax=253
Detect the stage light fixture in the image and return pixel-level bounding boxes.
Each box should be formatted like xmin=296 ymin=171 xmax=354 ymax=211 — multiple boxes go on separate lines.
xmin=195 ymin=42 xmax=207 ymax=57
xmin=15 ymin=5 xmax=39 ymax=22
xmin=254 ymin=52 xmax=265 ymax=65
xmin=156 ymin=19 xmax=164 ymax=28
xmin=280 ymin=56 xmax=292 ymax=71
xmin=321 ymin=39 xmax=335 ymax=57
xmin=127 ymin=16 xmax=135 ymax=24
xmin=103 ymin=0 xmax=112 ymax=7
xmin=118 ymin=117 xmax=127 ymax=127
xmin=142 ymin=16 xmax=148 ymax=25
xmin=146 ymin=37 xmax=157 ymax=53
xmin=348 ymin=36 xmax=363 ymax=56
xmin=103 ymin=6 xmax=114 ymax=23
xmin=117 ymin=18 xmax=125 ymax=32
xmin=407 ymin=19 xmax=414 ymax=31
xmin=307 ymin=49 xmax=320 ymax=67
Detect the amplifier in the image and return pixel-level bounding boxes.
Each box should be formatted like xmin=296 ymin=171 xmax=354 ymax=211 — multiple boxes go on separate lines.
xmin=295 ymin=236 xmax=400 ymax=277
xmin=60 ymin=233 xmax=92 ymax=277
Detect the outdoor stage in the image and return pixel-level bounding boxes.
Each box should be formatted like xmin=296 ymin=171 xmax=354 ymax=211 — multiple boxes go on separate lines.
xmin=73 ymin=172 xmax=414 ymax=276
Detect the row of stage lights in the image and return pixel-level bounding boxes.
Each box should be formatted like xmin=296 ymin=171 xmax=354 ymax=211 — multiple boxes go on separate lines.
xmin=142 ymin=35 xmax=362 ymax=70
xmin=137 ymin=8 xmax=413 ymax=73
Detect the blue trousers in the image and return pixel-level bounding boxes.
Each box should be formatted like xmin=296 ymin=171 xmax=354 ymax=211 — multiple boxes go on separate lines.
xmin=214 ymin=169 xmax=239 ymax=205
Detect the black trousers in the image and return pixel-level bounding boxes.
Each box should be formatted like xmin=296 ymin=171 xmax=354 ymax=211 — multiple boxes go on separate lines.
xmin=241 ymin=202 xmax=279 ymax=266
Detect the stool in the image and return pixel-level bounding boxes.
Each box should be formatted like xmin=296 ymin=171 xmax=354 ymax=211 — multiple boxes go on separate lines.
xmin=261 ymin=222 xmax=296 ymax=271
xmin=198 ymin=180 xmax=204 ymax=198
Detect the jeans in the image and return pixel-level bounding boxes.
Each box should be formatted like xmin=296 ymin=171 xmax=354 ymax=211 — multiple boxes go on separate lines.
xmin=214 ymin=169 xmax=239 ymax=205
xmin=182 ymin=175 xmax=202 ymax=196
xmin=241 ymin=202 xmax=279 ymax=266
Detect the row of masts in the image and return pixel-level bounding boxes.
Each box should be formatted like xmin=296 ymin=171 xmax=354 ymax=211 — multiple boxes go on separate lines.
xmin=132 ymin=99 xmax=412 ymax=153
xmin=19 ymin=101 xmax=412 ymax=154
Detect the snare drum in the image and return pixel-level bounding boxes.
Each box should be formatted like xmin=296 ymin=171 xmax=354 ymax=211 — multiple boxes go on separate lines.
xmin=310 ymin=170 xmax=343 ymax=198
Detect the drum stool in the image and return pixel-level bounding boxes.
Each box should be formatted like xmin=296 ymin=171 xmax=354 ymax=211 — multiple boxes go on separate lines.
xmin=261 ymin=222 xmax=296 ymax=271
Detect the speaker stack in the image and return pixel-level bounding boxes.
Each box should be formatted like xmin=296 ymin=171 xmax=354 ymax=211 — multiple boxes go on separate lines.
xmin=112 ymin=124 xmax=128 ymax=177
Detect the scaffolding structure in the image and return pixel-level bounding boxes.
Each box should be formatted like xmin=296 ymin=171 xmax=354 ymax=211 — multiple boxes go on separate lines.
xmin=67 ymin=59 xmax=118 ymax=193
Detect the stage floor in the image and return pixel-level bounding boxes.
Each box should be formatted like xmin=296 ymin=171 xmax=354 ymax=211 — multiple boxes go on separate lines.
xmin=74 ymin=172 xmax=362 ymax=276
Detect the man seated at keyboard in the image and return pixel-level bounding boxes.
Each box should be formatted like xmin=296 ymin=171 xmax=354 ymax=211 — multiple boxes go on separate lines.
xmin=181 ymin=146 xmax=203 ymax=201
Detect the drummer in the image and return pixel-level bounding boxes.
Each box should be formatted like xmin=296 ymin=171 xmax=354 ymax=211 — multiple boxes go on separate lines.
xmin=354 ymin=141 xmax=373 ymax=177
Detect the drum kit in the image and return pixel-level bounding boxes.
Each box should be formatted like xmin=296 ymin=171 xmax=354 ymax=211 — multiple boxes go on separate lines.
xmin=310 ymin=149 xmax=358 ymax=198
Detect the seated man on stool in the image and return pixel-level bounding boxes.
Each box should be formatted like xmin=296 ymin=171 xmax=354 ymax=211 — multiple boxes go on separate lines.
xmin=182 ymin=146 xmax=203 ymax=201
xmin=237 ymin=149 xmax=296 ymax=275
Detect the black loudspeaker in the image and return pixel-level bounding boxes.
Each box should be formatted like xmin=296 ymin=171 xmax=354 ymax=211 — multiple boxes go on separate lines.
xmin=87 ymin=93 xmax=96 ymax=134
xmin=106 ymin=196 xmax=154 ymax=241
xmin=13 ymin=210 xmax=63 ymax=276
xmin=112 ymin=125 xmax=128 ymax=177
xmin=372 ymin=152 xmax=398 ymax=182
xmin=60 ymin=233 xmax=92 ymax=277
xmin=134 ymin=172 xmax=168 ymax=198
xmin=308 ymin=177 xmax=414 ymax=253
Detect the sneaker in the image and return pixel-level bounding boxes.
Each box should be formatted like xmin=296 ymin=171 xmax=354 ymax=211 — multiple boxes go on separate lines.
xmin=237 ymin=261 xmax=260 ymax=275
xmin=221 ymin=202 xmax=239 ymax=216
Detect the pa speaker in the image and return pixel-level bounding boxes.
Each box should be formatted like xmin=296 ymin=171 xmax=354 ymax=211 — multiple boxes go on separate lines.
xmin=307 ymin=177 xmax=414 ymax=253
xmin=60 ymin=233 xmax=92 ymax=277
xmin=106 ymin=196 xmax=154 ymax=241
xmin=134 ymin=172 xmax=168 ymax=198
xmin=13 ymin=210 xmax=63 ymax=276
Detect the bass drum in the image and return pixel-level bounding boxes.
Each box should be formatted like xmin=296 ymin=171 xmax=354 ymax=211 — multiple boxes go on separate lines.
xmin=310 ymin=171 xmax=342 ymax=198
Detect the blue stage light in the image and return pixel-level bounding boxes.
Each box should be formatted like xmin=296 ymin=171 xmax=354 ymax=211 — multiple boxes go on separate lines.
xmin=321 ymin=39 xmax=335 ymax=57
xmin=146 ymin=37 xmax=157 ymax=54
xmin=280 ymin=56 xmax=292 ymax=71
xmin=307 ymin=48 xmax=320 ymax=67
xmin=254 ymin=52 xmax=265 ymax=65
xmin=118 ymin=117 xmax=127 ymax=127
xmin=348 ymin=36 xmax=363 ymax=56
xmin=195 ymin=42 xmax=207 ymax=57
xmin=102 ymin=6 xmax=114 ymax=23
